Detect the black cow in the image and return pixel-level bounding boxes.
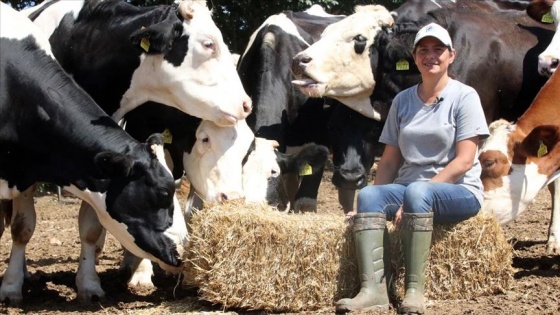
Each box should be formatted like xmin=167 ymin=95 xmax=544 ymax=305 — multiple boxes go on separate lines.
xmin=0 ymin=3 xmax=187 ymax=304
xmin=238 ymin=5 xmax=380 ymax=213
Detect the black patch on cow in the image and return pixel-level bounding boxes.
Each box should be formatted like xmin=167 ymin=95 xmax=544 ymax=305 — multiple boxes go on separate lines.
xmin=124 ymin=102 xmax=201 ymax=180
xmin=164 ymin=34 xmax=189 ymax=67
xmin=27 ymin=0 xmax=61 ymax=21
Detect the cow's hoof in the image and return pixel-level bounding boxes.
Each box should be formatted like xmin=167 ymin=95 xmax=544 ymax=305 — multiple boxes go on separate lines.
xmin=0 ymin=290 xmax=23 ymax=306
xmin=294 ymin=198 xmax=317 ymax=213
xmin=77 ymin=289 xmax=106 ymax=304
xmin=546 ymin=236 xmax=559 ymax=254
xmin=127 ymin=272 xmax=155 ymax=288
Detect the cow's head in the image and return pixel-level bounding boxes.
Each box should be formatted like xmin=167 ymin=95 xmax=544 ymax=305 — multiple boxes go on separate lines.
xmin=527 ymin=0 xmax=560 ymax=76
xmin=242 ymin=139 xmax=329 ymax=210
xmin=121 ymin=0 xmax=251 ymax=126
xmin=183 ymin=119 xmax=254 ymax=204
xmin=328 ymin=102 xmax=384 ymax=190
xmin=479 ymin=119 xmax=560 ymax=224
xmin=291 ymin=5 xmax=394 ymax=120
xmin=72 ymin=134 xmax=188 ymax=273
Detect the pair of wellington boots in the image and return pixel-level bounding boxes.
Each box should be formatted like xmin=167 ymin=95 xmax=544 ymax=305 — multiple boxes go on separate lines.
xmin=335 ymin=212 xmax=433 ymax=314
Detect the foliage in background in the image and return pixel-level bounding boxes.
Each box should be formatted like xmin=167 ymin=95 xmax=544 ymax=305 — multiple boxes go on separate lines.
xmin=2 ymin=0 xmax=405 ymax=53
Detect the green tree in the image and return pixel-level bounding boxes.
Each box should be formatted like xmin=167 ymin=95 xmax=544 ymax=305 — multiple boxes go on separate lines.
xmin=2 ymin=0 xmax=405 ymax=52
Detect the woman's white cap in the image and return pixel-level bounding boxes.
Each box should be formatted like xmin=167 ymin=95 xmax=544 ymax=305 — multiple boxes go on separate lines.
xmin=413 ymin=23 xmax=453 ymax=49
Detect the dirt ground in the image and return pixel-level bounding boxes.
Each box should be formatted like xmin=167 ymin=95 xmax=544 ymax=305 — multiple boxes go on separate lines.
xmin=1 ymin=166 xmax=559 ymax=315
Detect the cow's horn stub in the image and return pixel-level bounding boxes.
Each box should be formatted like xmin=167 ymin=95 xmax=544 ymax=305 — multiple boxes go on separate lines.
xmin=178 ymin=0 xmax=207 ymax=20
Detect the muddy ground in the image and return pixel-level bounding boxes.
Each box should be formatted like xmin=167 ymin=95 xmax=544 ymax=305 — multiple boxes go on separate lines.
xmin=0 ymin=167 xmax=559 ymax=315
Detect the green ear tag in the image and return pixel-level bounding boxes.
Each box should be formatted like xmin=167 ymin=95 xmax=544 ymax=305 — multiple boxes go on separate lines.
xmin=541 ymin=12 xmax=554 ymax=24
xmin=299 ymin=164 xmax=313 ymax=176
xmin=396 ymin=59 xmax=410 ymax=71
xmin=140 ymin=37 xmax=150 ymax=52
xmin=537 ymin=141 xmax=548 ymax=158
xmin=162 ymin=128 xmax=173 ymax=144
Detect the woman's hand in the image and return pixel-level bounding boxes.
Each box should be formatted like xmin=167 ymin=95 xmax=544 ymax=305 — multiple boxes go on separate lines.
xmin=393 ymin=206 xmax=403 ymax=228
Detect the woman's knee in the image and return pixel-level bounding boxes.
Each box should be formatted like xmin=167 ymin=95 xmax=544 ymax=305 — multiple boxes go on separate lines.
xmin=357 ymin=186 xmax=384 ymax=214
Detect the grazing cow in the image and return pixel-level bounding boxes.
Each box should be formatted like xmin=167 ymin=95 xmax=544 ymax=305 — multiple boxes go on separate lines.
xmin=478 ymin=70 xmax=560 ymax=254
xmin=527 ymin=0 xmax=560 ymax=76
xmin=238 ymin=6 xmax=384 ymax=213
xmin=0 ymin=3 xmax=187 ymax=303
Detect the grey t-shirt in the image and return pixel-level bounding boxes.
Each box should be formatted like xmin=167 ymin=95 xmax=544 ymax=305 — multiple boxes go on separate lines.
xmin=379 ymin=79 xmax=490 ymax=206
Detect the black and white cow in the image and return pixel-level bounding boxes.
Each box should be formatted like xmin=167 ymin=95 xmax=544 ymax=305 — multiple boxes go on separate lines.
xmin=0 ymin=3 xmax=187 ymax=304
xmin=20 ymin=0 xmax=253 ymax=292
xmin=238 ymin=5 xmax=384 ymax=213
xmin=526 ymin=0 xmax=560 ymax=76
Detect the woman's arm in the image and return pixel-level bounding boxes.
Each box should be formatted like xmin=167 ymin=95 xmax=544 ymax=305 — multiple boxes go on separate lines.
xmin=430 ymin=136 xmax=479 ymax=183
xmin=374 ymin=144 xmax=404 ymax=185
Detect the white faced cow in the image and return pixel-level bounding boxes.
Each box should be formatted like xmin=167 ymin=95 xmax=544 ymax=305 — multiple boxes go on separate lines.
xmin=527 ymin=0 xmax=560 ymax=76
xmin=0 ymin=3 xmax=188 ymax=304
xmin=478 ymin=69 xmax=560 ymax=254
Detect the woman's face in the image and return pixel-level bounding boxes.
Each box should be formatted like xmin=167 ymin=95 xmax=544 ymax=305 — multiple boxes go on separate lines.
xmin=413 ymin=37 xmax=456 ymax=77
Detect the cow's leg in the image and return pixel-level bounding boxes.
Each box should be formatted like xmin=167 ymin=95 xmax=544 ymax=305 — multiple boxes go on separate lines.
xmin=547 ymin=178 xmax=560 ymax=254
xmin=94 ymin=228 xmax=107 ymax=265
xmin=338 ymin=188 xmax=356 ymax=215
xmin=120 ymin=250 xmax=154 ymax=288
xmin=294 ymin=165 xmax=325 ymax=213
xmin=0 ymin=188 xmax=36 ymax=305
xmin=76 ymin=201 xmax=105 ymax=302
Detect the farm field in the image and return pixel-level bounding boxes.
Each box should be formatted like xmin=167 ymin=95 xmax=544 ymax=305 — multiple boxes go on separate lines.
xmin=0 ymin=165 xmax=559 ymax=315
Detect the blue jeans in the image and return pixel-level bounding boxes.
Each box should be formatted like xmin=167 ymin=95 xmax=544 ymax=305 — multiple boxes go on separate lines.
xmin=357 ymin=182 xmax=481 ymax=224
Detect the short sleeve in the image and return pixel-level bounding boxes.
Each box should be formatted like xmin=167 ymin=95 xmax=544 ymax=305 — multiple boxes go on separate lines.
xmin=455 ymin=89 xmax=489 ymax=141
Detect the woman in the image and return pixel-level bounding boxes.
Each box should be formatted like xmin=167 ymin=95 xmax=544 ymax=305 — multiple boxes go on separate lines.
xmin=336 ymin=23 xmax=489 ymax=314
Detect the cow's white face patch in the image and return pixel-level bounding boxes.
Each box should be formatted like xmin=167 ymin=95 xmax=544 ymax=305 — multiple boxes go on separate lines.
xmin=291 ymin=5 xmax=393 ymax=119
xmin=482 ymin=163 xmax=549 ymax=224
xmin=242 ymin=138 xmax=282 ymax=205
xmin=479 ymin=119 xmax=515 ymax=157
xmin=183 ymin=119 xmax=254 ymax=203
xmin=1 ymin=3 xmax=54 ymax=59
xmin=22 ymin=0 xmax=85 ymax=40
xmin=117 ymin=2 xmax=251 ymax=127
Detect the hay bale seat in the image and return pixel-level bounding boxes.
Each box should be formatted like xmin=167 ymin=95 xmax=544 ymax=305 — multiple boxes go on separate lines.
xmin=182 ymin=202 xmax=513 ymax=312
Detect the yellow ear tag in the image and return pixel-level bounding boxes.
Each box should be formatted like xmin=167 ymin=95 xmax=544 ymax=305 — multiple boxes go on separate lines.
xmin=396 ymin=59 xmax=410 ymax=71
xmin=140 ymin=37 xmax=150 ymax=52
xmin=162 ymin=128 xmax=173 ymax=144
xmin=541 ymin=12 xmax=554 ymax=24
xmin=537 ymin=141 xmax=548 ymax=158
xmin=299 ymin=164 xmax=313 ymax=176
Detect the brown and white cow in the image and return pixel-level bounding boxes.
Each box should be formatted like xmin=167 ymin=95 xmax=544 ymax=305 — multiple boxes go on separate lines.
xmin=479 ymin=70 xmax=560 ymax=254
xmin=527 ymin=0 xmax=560 ymax=76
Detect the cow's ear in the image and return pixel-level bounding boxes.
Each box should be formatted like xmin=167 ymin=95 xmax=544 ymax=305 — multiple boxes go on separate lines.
xmin=94 ymin=152 xmax=133 ymax=178
xmin=130 ymin=21 xmax=184 ymax=54
xmin=146 ymin=133 xmax=165 ymax=159
xmin=275 ymin=144 xmax=329 ymax=175
xmin=522 ymin=125 xmax=559 ymax=157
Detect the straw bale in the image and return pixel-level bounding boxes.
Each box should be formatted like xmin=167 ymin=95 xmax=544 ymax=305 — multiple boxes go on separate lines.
xmin=387 ymin=213 xmax=514 ymax=300
xmin=182 ymin=201 xmax=359 ymax=312
xmin=182 ymin=203 xmax=513 ymax=312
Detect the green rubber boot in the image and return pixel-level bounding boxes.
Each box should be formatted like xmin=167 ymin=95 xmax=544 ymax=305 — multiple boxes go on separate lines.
xmin=335 ymin=213 xmax=390 ymax=312
xmin=398 ymin=212 xmax=433 ymax=315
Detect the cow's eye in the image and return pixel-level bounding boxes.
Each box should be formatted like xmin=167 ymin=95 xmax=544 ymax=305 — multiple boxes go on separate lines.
xmin=481 ymin=159 xmax=496 ymax=168
xmin=203 ymin=40 xmax=214 ymax=50
xmin=353 ymin=35 xmax=367 ymax=54
xmin=353 ymin=35 xmax=367 ymax=43
xmin=202 ymin=137 xmax=210 ymax=143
